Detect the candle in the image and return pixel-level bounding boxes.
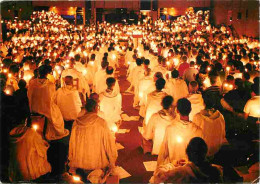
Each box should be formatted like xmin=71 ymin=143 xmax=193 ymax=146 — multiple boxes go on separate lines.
xmin=226 ymin=66 xmax=230 ymax=75
xmin=207 ymin=67 xmax=211 ymax=72
xmin=166 ymin=61 xmax=170 ymax=66
xmin=8 ymin=73 xmax=12 ymax=78
xmin=83 ymin=69 xmax=87 ymax=75
xmin=3 ymin=69 xmax=8 ymax=73
xmin=127 ymin=61 xmax=130 ymax=65
xmin=73 ymin=175 xmax=81 ymax=182
xmin=32 ymin=124 xmax=38 ymax=131
xmin=176 ymin=136 xmax=183 ymax=143
xmin=111 ymin=126 xmax=118 ymax=133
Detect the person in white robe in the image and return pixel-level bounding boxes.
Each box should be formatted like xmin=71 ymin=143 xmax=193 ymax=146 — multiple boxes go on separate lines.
xmin=125 ymin=47 xmax=134 ymax=66
xmin=9 ymin=123 xmax=51 ymax=182
xmin=28 ymin=65 xmax=69 ymax=141
xmin=152 ymin=137 xmax=223 ymax=183
xmin=53 ymin=76 xmax=82 ymax=130
xmin=93 ymin=60 xmax=109 ymax=94
xmin=99 ymin=77 xmax=122 ymax=130
xmin=165 ymin=69 xmax=189 ymax=105
xmin=61 ymin=58 xmax=90 ymax=99
xmin=183 ymin=61 xmax=198 ymax=83
xmin=157 ymin=98 xmax=203 ymax=166
xmin=95 ymin=66 xmax=120 ymax=95
xmin=144 ymin=78 xmax=168 ymax=126
xmin=127 ymin=58 xmax=144 ymax=93
xmin=143 ymin=96 xmax=175 ymax=155
xmin=140 ymin=72 xmax=164 ymax=117
xmin=152 ymin=57 xmax=168 ymax=78
xmin=68 ymin=99 xmax=118 ymax=172
xmin=86 ymin=54 xmax=98 ymax=85
xmin=187 ymin=81 xmax=205 ymax=121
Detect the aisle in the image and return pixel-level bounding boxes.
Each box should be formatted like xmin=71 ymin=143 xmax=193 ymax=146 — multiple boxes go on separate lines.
xmin=115 ymin=56 xmax=157 ymax=183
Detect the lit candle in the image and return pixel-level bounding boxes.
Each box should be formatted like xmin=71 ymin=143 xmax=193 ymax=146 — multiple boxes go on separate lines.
xmin=226 ymin=66 xmax=230 ymax=75
xmin=111 ymin=126 xmax=118 ymax=133
xmin=73 ymin=175 xmax=81 ymax=182
xmin=83 ymin=69 xmax=87 ymax=75
xmin=32 ymin=124 xmax=38 ymax=131
xmin=207 ymin=67 xmax=211 ymax=72
xmin=176 ymin=136 xmax=183 ymax=143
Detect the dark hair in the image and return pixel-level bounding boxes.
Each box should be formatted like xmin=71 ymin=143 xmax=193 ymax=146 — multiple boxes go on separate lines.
xmin=75 ymin=54 xmax=81 ymax=61
xmin=144 ymin=59 xmax=150 ymax=65
xmin=154 ymin=72 xmax=163 ymax=79
xmin=190 ymin=81 xmax=198 ymax=88
xmin=106 ymin=77 xmax=116 ymax=88
xmin=136 ymin=58 xmax=143 ymax=66
xmin=190 ymin=61 xmax=195 ymax=66
xmin=252 ymin=83 xmax=260 ymax=95
xmin=162 ymin=95 xmax=174 ymax=110
xmin=18 ymin=79 xmax=27 ymax=89
xmin=85 ymin=99 xmax=97 ymax=112
xmin=106 ymin=66 xmax=114 ymax=75
xmin=202 ymin=92 xmax=216 ymax=109
xmin=177 ymin=98 xmax=191 ymax=116
xmin=155 ymin=78 xmax=166 ymax=91
xmin=234 ymin=78 xmax=244 ymax=89
xmin=186 ymin=137 xmax=208 ymax=164
xmin=243 ymin=72 xmax=250 ymax=80
xmin=101 ymin=61 xmax=109 ymax=69
xmin=171 ymin=69 xmax=179 ymax=78
xmin=38 ymin=65 xmax=49 ymax=78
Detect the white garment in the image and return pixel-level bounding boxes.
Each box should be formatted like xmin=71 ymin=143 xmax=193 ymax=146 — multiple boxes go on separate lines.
xmin=183 ymin=67 xmax=198 ymax=82
xmin=244 ymin=96 xmax=260 ymax=118
xmin=165 ymin=78 xmax=189 ymax=105
xmin=53 ymin=86 xmax=82 ymax=121
xmin=193 ymin=110 xmax=226 ymax=156
xmin=187 ymin=93 xmax=205 ymax=121
xmin=157 ymin=120 xmax=203 ymax=165
xmin=95 ymin=73 xmax=120 ymax=95
xmin=9 ymin=125 xmax=51 ymax=181
xmin=93 ymin=69 xmax=107 ymax=93
xmin=99 ymin=90 xmax=122 ymax=129
xmin=69 ymin=112 xmax=118 ymax=171
xmin=28 ymin=78 xmax=69 ymax=140
xmin=143 ymin=110 xmax=174 ymax=155
xmin=144 ymin=91 xmax=168 ymax=126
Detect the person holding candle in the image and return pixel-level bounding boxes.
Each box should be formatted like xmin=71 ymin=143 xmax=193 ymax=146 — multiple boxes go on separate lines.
xmin=152 ymin=137 xmax=222 ymax=183
xmin=157 ymin=98 xmax=203 ymax=166
xmin=9 ymin=118 xmax=51 ymax=182
xmin=93 ymin=60 xmax=109 ymax=94
xmin=142 ymin=95 xmax=175 ymax=155
xmin=183 ymin=61 xmax=198 ymax=84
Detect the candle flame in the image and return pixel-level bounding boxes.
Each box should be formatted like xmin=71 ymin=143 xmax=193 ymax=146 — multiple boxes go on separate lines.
xmin=73 ymin=175 xmax=80 ymax=182
xmin=111 ymin=126 xmax=118 ymax=133
xmin=32 ymin=124 xmax=38 ymax=131
xmin=176 ymin=136 xmax=183 ymax=143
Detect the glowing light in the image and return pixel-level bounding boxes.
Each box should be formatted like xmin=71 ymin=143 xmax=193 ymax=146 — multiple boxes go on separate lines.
xmin=8 ymin=73 xmax=12 ymax=78
xmin=73 ymin=176 xmax=81 ymax=182
xmin=127 ymin=61 xmax=130 ymax=65
xmin=3 ymin=69 xmax=8 ymax=73
xmin=32 ymin=124 xmax=38 ymax=131
xmin=207 ymin=67 xmax=211 ymax=71
xmin=111 ymin=126 xmax=118 ymax=133
xmin=83 ymin=69 xmax=87 ymax=75
xmin=173 ymin=58 xmax=179 ymax=66
xmin=139 ymin=92 xmax=143 ymax=98
xmin=112 ymin=54 xmax=116 ymax=60
xmin=90 ymin=61 xmax=94 ymax=66
xmin=176 ymin=136 xmax=183 ymax=143
xmin=5 ymin=89 xmax=10 ymax=95
xmin=226 ymin=66 xmax=230 ymax=71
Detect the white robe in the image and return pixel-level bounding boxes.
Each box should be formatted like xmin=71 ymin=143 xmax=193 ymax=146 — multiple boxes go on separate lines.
xmin=144 ymin=91 xmax=168 ymax=126
xmin=53 ymin=86 xmax=82 ymax=121
xmin=99 ymin=90 xmax=122 ymax=129
xmin=69 ymin=112 xmax=118 ymax=171
xmin=95 ymin=73 xmax=120 ymax=95
xmin=187 ymin=93 xmax=205 ymax=121
xmin=28 ymin=78 xmax=69 ymax=140
xmin=193 ymin=110 xmax=226 ymax=156
xmin=93 ymin=69 xmax=107 ymax=94
xmin=165 ymin=78 xmax=189 ymax=105
xmin=157 ymin=120 xmax=203 ymax=166
xmin=61 ymin=68 xmax=90 ymax=97
xmin=143 ymin=110 xmax=174 ymax=155
xmin=9 ymin=125 xmax=51 ymax=181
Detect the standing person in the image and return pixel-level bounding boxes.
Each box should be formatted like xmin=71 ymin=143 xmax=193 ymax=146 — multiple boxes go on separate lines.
xmin=183 ymin=61 xmax=198 ymax=84
xmin=68 ymin=99 xmax=118 ymax=175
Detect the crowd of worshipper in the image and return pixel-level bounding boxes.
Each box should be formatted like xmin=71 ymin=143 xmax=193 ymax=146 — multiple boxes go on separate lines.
xmin=0 ymin=8 xmax=259 ymax=183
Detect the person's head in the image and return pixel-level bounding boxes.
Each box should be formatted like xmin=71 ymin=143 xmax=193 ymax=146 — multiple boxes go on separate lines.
xmin=186 ymin=137 xmax=208 ymax=165
xmin=171 ymin=69 xmax=179 ymax=78
xmin=243 ymin=72 xmax=250 ymax=81
xmin=155 ymin=78 xmax=166 ymax=91
xmin=136 ymin=58 xmax=142 ymax=66
xmin=75 ymin=54 xmax=81 ymax=62
xmin=189 ymin=81 xmax=198 ymax=93
xmin=181 ymin=55 xmax=188 ymax=63
xmin=85 ymin=99 xmax=98 ymax=112
xmin=202 ymin=92 xmax=216 ymax=109
xmin=90 ymin=54 xmax=95 ymax=61
xmin=90 ymin=92 xmax=99 ymax=103
xmin=251 ymin=83 xmax=260 ymax=96
xmin=177 ymin=98 xmax=192 ymax=116
xmin=144 ymin=68 xmax=151 ymax=76
xmin=162 ymin=95 xmax=174 ymax=110
xmin=64 ymin=76 xmax=73 ymax=86
xmin=209 ymin=75 xmax=218 ymax=85
xmin=154 ymin=72 xmax=163 ymax=81
xmin=234 ymin=78 xmax=244 ymax=90
xmin=106 ymin=66 xmax=114 ymax=75
xmin=190 ymin=61 xmax=195 ymax=67
xmin=38 ymin=65 xmax=49 ymax=78
xmin=101 ymin=61 xmax=109 ymax=69
xmin=226 ymin=75 xmax=235 ymax=83
xmin=18 ymin=79 xmax=26 ymax=89
xmin=106 ymin=77 xmax=116 ymax=90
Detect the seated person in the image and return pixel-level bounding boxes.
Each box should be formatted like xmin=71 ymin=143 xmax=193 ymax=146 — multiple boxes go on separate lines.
xmin=193 ymin=93 xmax=227 ymax=156
xmin=165 ymin=69 xmax=189 ymax=105
xmin=144 ymin=78 xmax=168 ymax=126
xmin=143 ymin=95 xmax=175 ymax=155
xmin=152 ymin=137 xmax=223 ymax=183
xmin=9 ymin=119 xmax=51 ymax=182
xmin=157 ymin=98 xmax=203 ymax=166
xmin=68 ymin=99 xmax=118 ymax=173
xmin=187 ymin=81 xmax=205 ymax=121
xmin=53 ymin=76 xmax=82 ymax=131
xmin=99 ymin=77 xmax=122 ymax=130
